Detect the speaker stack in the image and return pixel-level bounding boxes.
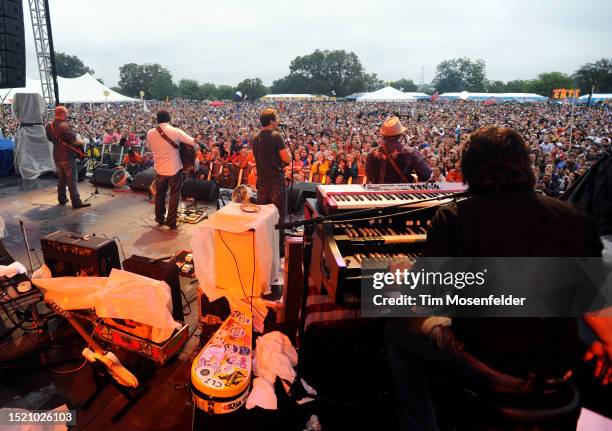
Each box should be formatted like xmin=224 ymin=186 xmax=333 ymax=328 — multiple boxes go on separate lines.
xmin=181 ymin=178 xmax=218 ymax=202
xmin=0 ymin=0 xmax=25 ymax=89
xmin=129 ymin=168 xmax=155 ymax=191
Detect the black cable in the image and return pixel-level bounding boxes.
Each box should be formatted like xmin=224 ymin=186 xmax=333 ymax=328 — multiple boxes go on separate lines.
xmin=251 ymin=230 xmax=255 ymax=316
xmin=181 ymin=290 xmax=191 ymax=316
xmin=112 ymin=236 xmax=127 ymax=261
xmin=48 ymin=320 xmax=98 ymax=375
xmin=31 ymin=249 xmax=42 ymax=268
xmin=217 ymin=230 xmax=265 ymax=319
xmin=0 ymin=299 xmax=38 ymax=333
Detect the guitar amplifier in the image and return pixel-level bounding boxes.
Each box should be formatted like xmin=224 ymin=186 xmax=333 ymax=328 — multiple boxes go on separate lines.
xmin=122 ymin=255 xmax=184 ymax=322
xmin=40 ymin=231 xmax=121 ymax=277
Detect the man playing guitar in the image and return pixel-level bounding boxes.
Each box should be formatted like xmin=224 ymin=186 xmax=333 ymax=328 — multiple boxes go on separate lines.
xmin=45 ymin=106 xmax=91 ymax=209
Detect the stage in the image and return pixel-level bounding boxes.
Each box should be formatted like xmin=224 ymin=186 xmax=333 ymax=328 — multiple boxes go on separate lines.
xmin=0 ymin=178 xmax=213 ymax=430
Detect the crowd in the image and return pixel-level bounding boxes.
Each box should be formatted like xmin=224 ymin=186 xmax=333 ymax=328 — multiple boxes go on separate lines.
xmin=2 ymin=99 xmax=610 ymax=197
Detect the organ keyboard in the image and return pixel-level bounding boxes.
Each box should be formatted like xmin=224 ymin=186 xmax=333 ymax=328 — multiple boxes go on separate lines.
xmin=308 ymin=183 xmax=467 ymax=303
xmin=316 ymin=182 xmax=467 ymax=214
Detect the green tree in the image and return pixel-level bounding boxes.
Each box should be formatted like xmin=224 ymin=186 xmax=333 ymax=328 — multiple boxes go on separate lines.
xmin=118 ymin=63 xmax=176 ymax=100
xmin=573 ymin=58 xmax=612 ymax=94
xmin=215 ymin=85 xmax=236 ymax=100
xmin=177 ymin=79 xmax=202 ymax=100
xmin=271 ymin=74 xmax=310 ymax=94
xmin=432 ymin=58 xmax=487 ymax=92
xmin=486 ymin=80 xmax=506 ymax=92
xmin=390 ymin=78 xmax=417 ymax=92
xmin=528 ymin=72 xmax=573 ymax=97
xmin=504 ymin=79 xmax=531 ymax=93
xmin=276 ymin=49 xmax=368 ymax=96
xmin=235 ymin=78 xmax=268 ymax=100
xmin=54 ymin=51 xmax=94 ymax=77
xmin=363 ymin=73 xmax=384 ymax=92
xmin=199 ymin=83 xmax=218 ymax=100
xmin=418 ymin=83 xmax=435 ymax=94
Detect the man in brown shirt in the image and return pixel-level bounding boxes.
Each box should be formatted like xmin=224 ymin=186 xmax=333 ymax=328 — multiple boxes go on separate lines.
xmin=45 ymin=106 xmax=90 ymax=209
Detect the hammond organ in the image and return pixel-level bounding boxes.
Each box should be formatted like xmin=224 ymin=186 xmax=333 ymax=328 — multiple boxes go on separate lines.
xmin=308 ymin=183 xmax=467 ymax=303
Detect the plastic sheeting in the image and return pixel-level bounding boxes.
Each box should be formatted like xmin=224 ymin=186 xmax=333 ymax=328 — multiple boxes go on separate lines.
xmin=14 ymin=125 xmax=55 ymax=180
xmin=12 ymin=93 xmax=55 ymax=180
xmin=33 ymin=269 xmax=181 ymax=343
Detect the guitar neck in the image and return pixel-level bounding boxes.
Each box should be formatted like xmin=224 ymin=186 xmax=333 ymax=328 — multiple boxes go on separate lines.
xmin=46 ymin=299 xmax=104 ymax=355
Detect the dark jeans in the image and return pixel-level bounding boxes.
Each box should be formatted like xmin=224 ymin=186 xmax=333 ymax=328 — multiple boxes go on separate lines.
xmin=155 ymin=171 xmax=183 ymax=226
xmin=257 ymin=183 xmax=287 ymax=257
xmin=56 ymin=158 xmax=81 ymax=206
xmin=385 ymin=320 xmax=466 ymax=431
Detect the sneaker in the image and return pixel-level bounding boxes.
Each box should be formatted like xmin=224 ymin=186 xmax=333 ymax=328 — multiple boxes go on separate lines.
xmin=72 ymin=203 xmax=92 ymax=209
xmin=166 ymin=223 xmax=178 ymax=230
xmin=58 ymin=201 xmax=67 ymax=206
xmin=155 ymin=218 xmax=166 ymax=226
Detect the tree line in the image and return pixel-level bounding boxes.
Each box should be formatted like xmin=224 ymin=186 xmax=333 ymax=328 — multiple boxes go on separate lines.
xmin=55 ymin=50 xmax=612 ymax=100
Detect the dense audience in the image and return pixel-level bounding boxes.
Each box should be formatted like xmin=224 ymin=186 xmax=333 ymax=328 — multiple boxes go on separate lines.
xmin=2 ymin=99 xmax=610 ymax=196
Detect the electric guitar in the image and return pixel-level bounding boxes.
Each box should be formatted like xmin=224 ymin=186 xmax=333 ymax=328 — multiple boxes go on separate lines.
xmin=45 ymin=298 xmax=139 ymax=388
xmin=48 ymin=121 xmax=86 ymax=159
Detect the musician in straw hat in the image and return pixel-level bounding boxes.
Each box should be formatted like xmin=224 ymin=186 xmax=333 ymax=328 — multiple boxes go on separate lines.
xmin=365 ymin=116 xmax=431 ymax=184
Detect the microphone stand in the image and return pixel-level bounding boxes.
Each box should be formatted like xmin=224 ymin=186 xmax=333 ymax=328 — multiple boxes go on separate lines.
xmin=279 ymin=125 xmax=294 ymax=222
xmin=73 ymin=126 xmax=112 ymax=201
xmin=275 ymin=194 xmax=467 ymax=402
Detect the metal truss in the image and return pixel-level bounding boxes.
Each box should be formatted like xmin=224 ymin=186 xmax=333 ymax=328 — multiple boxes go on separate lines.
xmin=28 ymin=0 xmax=56 ymax=111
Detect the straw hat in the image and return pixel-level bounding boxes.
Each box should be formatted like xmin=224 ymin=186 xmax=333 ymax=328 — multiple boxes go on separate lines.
xmin=380 ymin=116 xmax=406 ymax=137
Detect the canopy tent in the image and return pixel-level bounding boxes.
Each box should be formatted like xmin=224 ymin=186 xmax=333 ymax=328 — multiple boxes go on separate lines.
xmin=345 ymin=92 xmax=367 ymax=100
xmin=260 ymin=94 xmax=329 ymax=101
xmin=578 ymin=93 xmax=612 ymax=103
xmin=356 ymin=86 xmax=416 ymax=103
xmin=0 ymin=73 xmax=137 ymax=104
xmin=403 ymin=92 xmax=431 ymax=100
xmin=439 ymin=92 xmax=547 ymax=102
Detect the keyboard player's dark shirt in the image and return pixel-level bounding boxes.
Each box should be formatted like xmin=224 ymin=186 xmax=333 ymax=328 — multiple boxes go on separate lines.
xmin=423 ymin=189 xmax=602 ymax=376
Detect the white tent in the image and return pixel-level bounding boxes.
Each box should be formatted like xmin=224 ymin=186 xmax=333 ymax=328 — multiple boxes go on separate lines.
xmin=439 ymin=92 xmax=547 ymax=102
xmin=578 ymin=93 xmax=612 ymax=103
xmin=356 ymin=86 xmax=416 ymax=102
xmin=0 ymin=73 xmax=137 ymax=104
xmin=403 ymin=92 xmax=430 ymax=99
xmin=260 ymin=94 xmax=328 ymax=101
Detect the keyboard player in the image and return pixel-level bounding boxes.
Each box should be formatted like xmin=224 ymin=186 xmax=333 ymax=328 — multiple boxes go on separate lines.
xmin=385 ymin=125 xmax=611 ymax=431
xmin=365 ymin=117 xmax=431 ymax=184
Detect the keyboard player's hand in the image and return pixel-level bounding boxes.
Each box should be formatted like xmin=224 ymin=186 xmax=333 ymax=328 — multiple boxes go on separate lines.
xmin=584 ymin=340 xmax=612 ymax=385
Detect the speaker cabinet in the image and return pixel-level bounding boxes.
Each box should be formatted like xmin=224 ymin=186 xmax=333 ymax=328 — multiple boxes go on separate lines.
xmin=0 ymin=1 xmax=24 ymax=88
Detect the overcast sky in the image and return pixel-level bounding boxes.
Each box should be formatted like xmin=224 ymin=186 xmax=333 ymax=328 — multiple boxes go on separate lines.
xmin=23 ymin=0 xmax=612 ymax=87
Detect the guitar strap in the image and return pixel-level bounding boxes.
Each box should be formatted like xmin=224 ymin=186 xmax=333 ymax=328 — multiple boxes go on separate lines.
xmin=49 ymin=121 xmax=84 ymax=158
xmin=379 ymin=140 xmax=410 ymax=183
xmin=156 ymin=125 xmax=178 ymax=149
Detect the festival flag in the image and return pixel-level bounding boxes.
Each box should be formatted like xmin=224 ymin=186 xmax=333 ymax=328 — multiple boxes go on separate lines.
xmin=484 ymin=98 xmax=497 ymax=106
xmin=143 ymin=100 xmax=149 ymax=112
xmin=431 ymin=91 xmax=439 ymax=102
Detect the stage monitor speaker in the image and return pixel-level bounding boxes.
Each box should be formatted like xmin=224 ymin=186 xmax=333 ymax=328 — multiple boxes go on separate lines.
xmin=129 ymin=168 xmax=155 ymax=191
xmin=181 ymin=178 xmax=218 ymax=202
xmin=41 ymin=230 xmax=121 ymax=277
xmin=288 ymin=186 xmax=304 ymax=212
xmin=292 ymin=181 xmax=318 ymax=199
xmin=89 ymin=167 xmax=116 ymax=187
xmin=122 ymin=255 xmax=184 ymax=323
xmin=0 ymin=1 xmax=25 ymax=89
